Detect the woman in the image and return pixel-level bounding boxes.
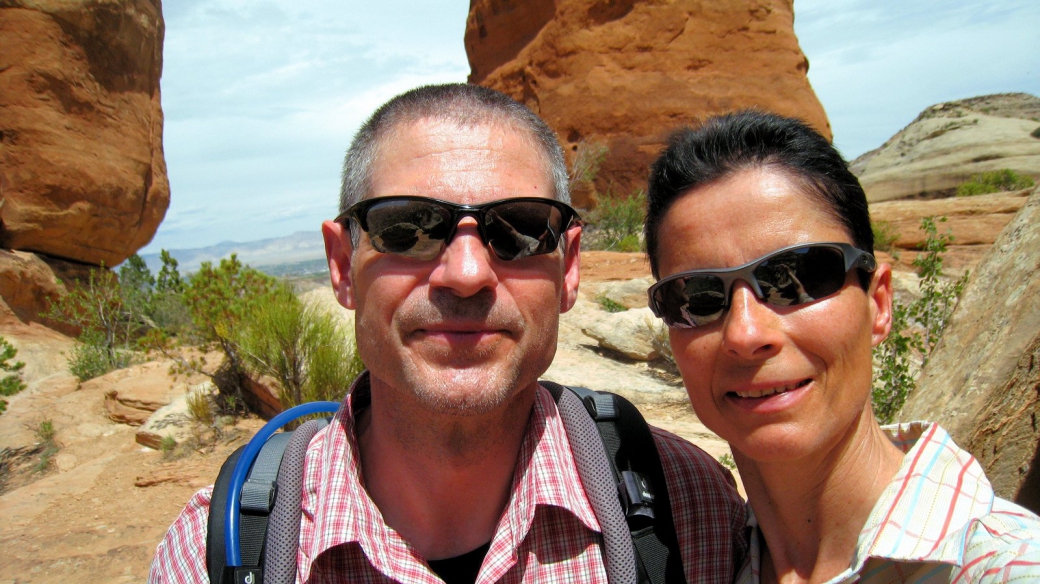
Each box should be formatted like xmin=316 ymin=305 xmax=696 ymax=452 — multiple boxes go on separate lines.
xmin=642 ymin=111 xmax=1040 ymax=583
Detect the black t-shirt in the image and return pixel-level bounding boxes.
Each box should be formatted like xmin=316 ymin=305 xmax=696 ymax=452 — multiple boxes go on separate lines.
xmin=426 ymin=542 xmax=491 ymax=584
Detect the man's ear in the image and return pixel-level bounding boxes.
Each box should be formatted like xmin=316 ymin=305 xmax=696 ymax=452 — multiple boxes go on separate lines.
xmin=868 ymin=262 xmax=893 ymax=347
xmin=322 ymin=219 xmax=357 ymax=310
xmin=560 ymin=225 xmax=582 ymax=313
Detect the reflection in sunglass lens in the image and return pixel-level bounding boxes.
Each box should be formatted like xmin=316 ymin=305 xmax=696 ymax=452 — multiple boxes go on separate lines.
xmin=753 ymin=247 xmax=842 ymax=307
xmin=346 ymin=197 xmax=578 ymax=261
xmin=485 ymin=201 xmax=563 ymax=261
xmin=649 ymin=243 xmax=873 ymax=328
xmin=366 ymin=200 xmax=452 ymax=259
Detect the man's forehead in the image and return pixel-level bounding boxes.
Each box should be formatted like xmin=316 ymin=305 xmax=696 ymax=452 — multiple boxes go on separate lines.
xmin=367 ymin=117 xmax=554 ymax=201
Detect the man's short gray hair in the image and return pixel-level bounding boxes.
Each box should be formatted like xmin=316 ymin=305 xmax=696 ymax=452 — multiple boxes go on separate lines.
xmin=338 ymin=83 xmax=570 ymax=215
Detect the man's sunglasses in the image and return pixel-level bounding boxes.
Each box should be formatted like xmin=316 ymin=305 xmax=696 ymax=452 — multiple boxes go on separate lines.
xmin=648 ymin=242 xmax=877 ymax=328
xmin=336 ymin=196 xmax=581 ymax=261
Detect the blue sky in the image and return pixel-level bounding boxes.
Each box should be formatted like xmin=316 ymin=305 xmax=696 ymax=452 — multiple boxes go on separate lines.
xmin=143 ymin=0 xmax=1040 ymax=253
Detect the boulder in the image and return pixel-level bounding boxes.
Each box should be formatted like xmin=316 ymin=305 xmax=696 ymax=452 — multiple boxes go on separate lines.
xmin=0 ymin=249 xmax=100 ymax=334
xmin=853 ymin=93 xmax=1040 ymax=202
xmin=582 ymin=307 xmax=664 ymax=361
xmin=588 ymin=277 xmax=654 ymax=310
xmin=88 ymin=360 xmax=192 ymax=425
xmin=136 ymin=393 xmax=194 ymax=450
xmin=899 ymin=186 xmax=1040 ymax=513
xmin=0 ymin=0 xmax=169 ymax=266
xmin=466 ymin=0 xmax=830 ymax=205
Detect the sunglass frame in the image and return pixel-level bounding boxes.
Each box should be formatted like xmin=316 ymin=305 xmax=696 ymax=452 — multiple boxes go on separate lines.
xmin=648 ymin=242 xmax=877 ymax=328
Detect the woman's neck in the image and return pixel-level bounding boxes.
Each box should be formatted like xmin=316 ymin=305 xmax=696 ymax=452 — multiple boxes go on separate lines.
xmin=736 ymin=411 xmax=905 ymax=584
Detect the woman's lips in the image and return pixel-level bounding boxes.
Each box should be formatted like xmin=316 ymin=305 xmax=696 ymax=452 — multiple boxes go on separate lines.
xmin=729 ymin=378 xmax=812 ymax=399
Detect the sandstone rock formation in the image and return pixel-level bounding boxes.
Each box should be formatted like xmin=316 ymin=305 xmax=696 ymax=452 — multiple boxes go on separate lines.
xmin=853 ymin=93 xmax=1040 ymax=202
xmin=466 ymin=0 xmax=830 ymax=206
xmin=868 ymin=189 xmax=1030 ymax=273
xmin=899 ymin=186 xmax=1040 ymax=513
xmin=0 ymin=0 xmax=169 ymax=268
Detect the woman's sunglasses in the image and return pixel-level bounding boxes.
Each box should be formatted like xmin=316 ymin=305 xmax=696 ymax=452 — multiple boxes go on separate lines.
xmin=336 ymin=196 xmax=581 ymax=261
xmin=648 ymin=242 xmax=877 ymax=328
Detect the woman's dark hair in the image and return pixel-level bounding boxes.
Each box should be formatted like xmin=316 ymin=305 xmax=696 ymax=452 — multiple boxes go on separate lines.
xmin=644 ymin=110 xmax=873 ymax=279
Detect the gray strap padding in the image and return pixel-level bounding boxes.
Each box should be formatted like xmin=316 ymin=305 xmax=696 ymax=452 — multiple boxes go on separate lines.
xmin=264 ymin=419 xmax=330 ymax=584
xmin=543 ymin=381 xmax=637 ymax=584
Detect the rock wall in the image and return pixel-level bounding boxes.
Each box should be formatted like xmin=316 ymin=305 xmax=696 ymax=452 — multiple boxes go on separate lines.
xmin=465 ymin=0 xmax=830 ymax=205
xmin=852 ymin=93 xmax=1040 ymax=202
xmin=899 ymin=186 xmax=1040 ymax=513
xmin=0 ymin=0 xmax=169 ymax=267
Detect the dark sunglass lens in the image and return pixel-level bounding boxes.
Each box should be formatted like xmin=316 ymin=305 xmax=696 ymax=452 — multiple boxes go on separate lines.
xmin=681 ymin=276 xmax=727 ymax=325
xmin=365 ymin=200 xmax=452 ymax=259
xmin=654 ymin=275 xmax=726 ymax=327
xmin=484 ymin=201 xmax=564 ymax=260
xmin=755 ymin=246 xmax=846 ymax=306
xmin=796 ymin=246 xmax=848 ymax=299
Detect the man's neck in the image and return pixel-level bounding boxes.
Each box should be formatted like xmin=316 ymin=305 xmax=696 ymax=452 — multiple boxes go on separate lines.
xmin=355 ymin=379 xmax=537 ymax=560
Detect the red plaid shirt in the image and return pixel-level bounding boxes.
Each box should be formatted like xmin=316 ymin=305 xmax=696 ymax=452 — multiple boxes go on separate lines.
xmin=150 ymin=380 xmax=747 ymax=583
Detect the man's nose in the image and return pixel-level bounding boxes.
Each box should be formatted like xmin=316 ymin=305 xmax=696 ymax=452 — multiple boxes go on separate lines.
xmin=428 ymin=216 xmax=499 ymax=297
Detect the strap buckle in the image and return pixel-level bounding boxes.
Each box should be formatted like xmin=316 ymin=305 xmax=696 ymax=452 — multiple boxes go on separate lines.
xmin=618 ymin=470 xmax=655 ymax=522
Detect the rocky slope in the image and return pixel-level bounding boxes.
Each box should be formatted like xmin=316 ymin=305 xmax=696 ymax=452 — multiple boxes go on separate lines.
xmin=852 ymin=93 xmax=1040 ymax=202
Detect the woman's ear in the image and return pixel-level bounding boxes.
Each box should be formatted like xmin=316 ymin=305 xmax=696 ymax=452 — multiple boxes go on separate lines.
xmin=868 ymin=262 xmax=893 ymax=347
xmin=322 ymin=219 xmax=357 ymax=310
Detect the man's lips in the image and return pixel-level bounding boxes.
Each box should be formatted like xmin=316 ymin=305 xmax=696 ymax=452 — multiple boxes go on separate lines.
xmin=412 ymin=325 xmax=511 ymax=340
xmin=727 ymin=378 xmax=812 ymax=399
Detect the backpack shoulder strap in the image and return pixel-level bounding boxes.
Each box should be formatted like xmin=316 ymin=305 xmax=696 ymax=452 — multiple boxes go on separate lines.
xmin=206 ymin=418 xmax=330 ymax=584
xmin=542 ymin=381 xmax=683 ymax=584
xmin=263 ymin=419 xmax=329 ymax=584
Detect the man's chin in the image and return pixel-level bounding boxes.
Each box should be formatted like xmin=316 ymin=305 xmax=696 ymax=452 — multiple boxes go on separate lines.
xmin=404 ymin=366 xmax=530 ymax=415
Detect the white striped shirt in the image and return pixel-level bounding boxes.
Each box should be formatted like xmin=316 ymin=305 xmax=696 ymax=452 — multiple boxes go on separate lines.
xmin=736 ymin=422 xmax=1040 ymax=583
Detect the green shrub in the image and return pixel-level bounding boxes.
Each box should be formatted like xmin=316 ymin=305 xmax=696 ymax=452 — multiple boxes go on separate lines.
xmin=1031 ymin=127 xmax=1040 ymax=139
xmin=67 ymin=330 xmax=135 ymax=382
xmin=584 ymin=190 xmax=646 ymax=252
xmin=48 ymin=267 xmax=144 ymax=381
xmin=0 ymin=336 xmax=26 ymax=414
xmin=186 ymin=388 xmax=215 ymax=426
xmin=596 ymin=294 xmax=626 ymax=313
xmin=568 ymin=140 xmax=609 ymax=189
xmin=872 ymin=220 xmax=899 ymax=253
xmin=236 ymin=283 xmax=363 ymax=408
xmin=34 ymin=420 xmax=58 ymax=473
xmin=872 ymin=217 xmax=968 ymax=423
xmin=955 ymin=169 xmax=1035 ymax=197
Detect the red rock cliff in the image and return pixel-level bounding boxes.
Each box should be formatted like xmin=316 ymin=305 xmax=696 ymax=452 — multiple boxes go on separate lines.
xmin=466 ymin=0 xmax=830 ymax=204
xmin=0 ymin=0 xmax=169 ymax=267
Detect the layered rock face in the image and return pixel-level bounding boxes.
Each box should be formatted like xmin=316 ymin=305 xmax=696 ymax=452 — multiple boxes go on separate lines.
xmin=853 ymin=93 xmax=1040 ymax=202
xmin=899 ymin=186 xmax=1040 ymax=513
xmin=0 ymin=0 xmax=169 ymax=267
xmin=0 ymin=0 xmax=167 ymax=327
xmin=466 ymin=0 xmax=830 ymax=204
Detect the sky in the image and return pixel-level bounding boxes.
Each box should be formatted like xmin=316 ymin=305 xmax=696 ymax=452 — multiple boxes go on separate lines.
xmin=143 ymin=0 xmax=1040 ymax=254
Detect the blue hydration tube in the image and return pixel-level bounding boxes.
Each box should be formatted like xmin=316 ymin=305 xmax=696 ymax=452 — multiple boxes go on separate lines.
xmin=224 ymin=401 xmax=341 ymax=567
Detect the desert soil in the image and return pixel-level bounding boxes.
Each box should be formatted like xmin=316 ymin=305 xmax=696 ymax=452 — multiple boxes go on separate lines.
xmin=0 ymin=251 xmax=733 ymax=584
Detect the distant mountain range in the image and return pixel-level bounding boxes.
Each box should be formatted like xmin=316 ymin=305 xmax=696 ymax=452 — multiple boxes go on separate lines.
xmin=141 ymin=230 xmax=328 ymax=275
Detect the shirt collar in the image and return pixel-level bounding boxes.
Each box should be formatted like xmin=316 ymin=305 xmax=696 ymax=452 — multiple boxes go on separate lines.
xmin=308 ymin=375 xmax=600 ymax=571
xmin=739 ymin=422 xmax=996 ymax=582
xmin=853 ymin=422 xmax=994 ymax=568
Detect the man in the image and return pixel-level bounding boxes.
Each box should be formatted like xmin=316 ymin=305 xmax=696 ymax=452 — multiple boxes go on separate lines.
xmin=150 ymin=83 xmax=746 ymax=583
